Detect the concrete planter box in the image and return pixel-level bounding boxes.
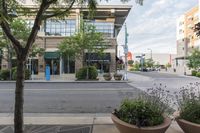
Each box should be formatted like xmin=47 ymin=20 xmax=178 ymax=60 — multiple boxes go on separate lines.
xmin=176 ymin=118 xmax=200 ymax=133
xmin=103 ymin=76 xmax=112 ymax=81
xmin=111 ymin=114 xmax=171 ymax=133
xmin=113 ymin=74 xmax=122 ymax=81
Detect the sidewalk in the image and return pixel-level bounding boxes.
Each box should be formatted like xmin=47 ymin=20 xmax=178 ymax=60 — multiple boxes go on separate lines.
xmin=0 ymin=113 xmax=183 ymax=133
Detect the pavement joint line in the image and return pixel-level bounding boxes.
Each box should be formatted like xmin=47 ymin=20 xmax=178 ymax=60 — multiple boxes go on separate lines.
xmin=0 ymin=113 xmax=113 ymax=125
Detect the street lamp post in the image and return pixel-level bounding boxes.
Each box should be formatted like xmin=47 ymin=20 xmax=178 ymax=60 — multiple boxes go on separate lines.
xmin=124 ymin=23 xmax=128 ymax=81
xmin=183 ymin=45 xmax=187 ymax=75
xmin=147 ymin=48 xmax=152 ymax=60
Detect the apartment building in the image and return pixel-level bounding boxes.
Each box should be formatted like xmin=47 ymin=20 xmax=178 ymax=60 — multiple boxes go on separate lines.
xmin=1 ymin=1 xmax=132 ymax=76
xmin=175 ymin=6 xmax=199 ymax=69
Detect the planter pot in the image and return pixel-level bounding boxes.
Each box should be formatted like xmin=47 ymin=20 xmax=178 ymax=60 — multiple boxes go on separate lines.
xmin=176 ymin=118 xmax=200 ymax=133
xmin=103 ymin=76 xmax=112 ymax=81
xmin=111 ymin=114 xmax=171 ymax=133
xmin=114 ymin=76 xmax=122 ymax=81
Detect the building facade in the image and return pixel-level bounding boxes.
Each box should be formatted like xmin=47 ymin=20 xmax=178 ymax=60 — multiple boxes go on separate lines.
xmin=175 ymin=6 xmax=199 ymax=73
xmin=1 ymin=3 xmax=132 ymax=77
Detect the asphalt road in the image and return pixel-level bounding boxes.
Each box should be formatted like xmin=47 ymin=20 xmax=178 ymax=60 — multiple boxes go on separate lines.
xmin=0 ymin=72 xmax=199 ymax=113
xmin=128 ymin=71 xmax=200 ymax=92
xmin=0 ymin=82 xmax=141 ymax=113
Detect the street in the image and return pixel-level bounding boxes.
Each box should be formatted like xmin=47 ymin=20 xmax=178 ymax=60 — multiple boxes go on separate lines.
xmin=0 ymin=82 xmax=141 ymax=113
xmin=128 ymin=71 xmax=200 ymax=92
xmin=0 ymin=72 xmax=199 ymax=113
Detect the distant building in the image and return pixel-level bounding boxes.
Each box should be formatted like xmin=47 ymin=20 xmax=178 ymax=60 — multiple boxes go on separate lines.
xmin=127 ymin=52 xmax=133 ymax=61
xmin=175 ymin=5 xmax=200 ymax=74
xmin=133 ymin=53 xmax=176 ymax=66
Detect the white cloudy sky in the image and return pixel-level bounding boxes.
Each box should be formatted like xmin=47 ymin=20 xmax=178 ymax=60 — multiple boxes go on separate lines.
xmin=98 ymin=0 xmax=198 ymax=55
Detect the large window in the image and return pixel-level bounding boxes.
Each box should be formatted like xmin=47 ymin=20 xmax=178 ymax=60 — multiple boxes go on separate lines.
xmin=46 ymin=19 xmax=76 ymax=36
xmin=86 ymin=21 xmax=114 ymax=38
xmin=26 ymin=19 xmax=76 ymax=36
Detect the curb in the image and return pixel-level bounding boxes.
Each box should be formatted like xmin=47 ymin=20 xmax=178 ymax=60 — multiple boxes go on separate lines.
xmin=0 ymin=80 xmax=130 ymax=83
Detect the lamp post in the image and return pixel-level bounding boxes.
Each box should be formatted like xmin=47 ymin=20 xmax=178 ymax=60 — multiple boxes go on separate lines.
xmin=124 ymin=23 xmax=128 ymax=81
xmin=147 ymin=48 xmax=152 ymax=60
xmin=183 ymin=44 xmax=187 ymax=75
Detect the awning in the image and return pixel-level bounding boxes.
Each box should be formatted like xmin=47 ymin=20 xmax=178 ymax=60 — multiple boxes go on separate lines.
xmin=86 ymin=53 xmax=111 ymax=62
xmin=44 ymin=52 xmax=60 ymax=59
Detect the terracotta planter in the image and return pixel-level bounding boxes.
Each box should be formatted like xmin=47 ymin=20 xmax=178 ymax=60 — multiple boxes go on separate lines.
xmin=176 ymin=118 xmax=200 ymax=133
xmin=111 ymin=114 xmax=171 ymax=133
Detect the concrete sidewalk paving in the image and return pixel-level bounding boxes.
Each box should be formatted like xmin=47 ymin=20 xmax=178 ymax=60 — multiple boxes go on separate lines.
xmin=0 ymin=113 xmax=183 ymax=133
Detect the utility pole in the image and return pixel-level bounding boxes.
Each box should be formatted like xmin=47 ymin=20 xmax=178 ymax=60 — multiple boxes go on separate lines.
xmin=124 ymin=23 xmax=128 ymax=81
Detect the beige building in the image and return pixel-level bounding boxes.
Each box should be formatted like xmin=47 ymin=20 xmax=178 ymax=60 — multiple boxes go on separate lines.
xmin=1 ymin=4 xmax=132 ymax=77
xmin=175 ymin=6 xmax=199 ymax=74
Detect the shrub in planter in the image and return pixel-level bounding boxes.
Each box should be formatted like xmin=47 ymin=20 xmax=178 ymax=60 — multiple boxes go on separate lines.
xmin=103 ymin=73 xmax=112 ymax=81
xmin=0 ymin=69 xmax=10 ymax=80
xmin=76 ymin=66 xmax=98 ymax=80
xmin=114 ymin=73 xmax=123 ymax=81
xmin=175 ymin=83 xmax=200 ymax=133
xmin=196 ymin=72 xmax=200 ymax=77
xmin=112 ymin=84 xmax=172 ymax=133
xmin=192 ymin=70 xmax=197 ymax=76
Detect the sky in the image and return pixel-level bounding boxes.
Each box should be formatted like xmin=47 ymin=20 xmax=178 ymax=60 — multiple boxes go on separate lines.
xmin=98 ymin=0 xmax=198 ymax=55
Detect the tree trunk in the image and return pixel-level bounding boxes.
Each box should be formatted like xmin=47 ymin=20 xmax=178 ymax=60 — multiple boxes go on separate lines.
xmin=14 ymin=59 xmax=25 ymax=133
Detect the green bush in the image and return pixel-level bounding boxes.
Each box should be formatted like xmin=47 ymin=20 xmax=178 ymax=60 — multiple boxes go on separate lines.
xmin=129 ymin=67 xmax=139 ymax=71
xmin=176 ymin=83 xmax=200 ymax=124
xmin=114 ymin=99 xmax=164 ymax=127
xmin=196 ymin=72 xmax=200 ymax=77
xmin=192 ymin=70 xmax=197 ymax=76
xmin=0 ymin=69 xmax=10 ymax=80
xmin=103 ymin=73 xmax=111 ymax=77
xmin=76 ymin=66 xmax=98 ymax=80
xmin=114 ymin=84 xmax=173 ymax=127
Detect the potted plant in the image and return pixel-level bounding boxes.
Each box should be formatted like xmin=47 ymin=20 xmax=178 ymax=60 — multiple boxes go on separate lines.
xmin=103 ymin=73 xmax=112 ymax=81
xmin=175 ymin=83 xmax=200 ymax=133
xmin=114 ymin=73 xmax=123 ymax=81
xmin=111 ymin=84 xmax=172 ymax=133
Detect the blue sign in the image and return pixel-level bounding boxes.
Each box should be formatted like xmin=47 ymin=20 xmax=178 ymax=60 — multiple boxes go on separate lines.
xmin=45 ymin=65 xmax=50 ymax=81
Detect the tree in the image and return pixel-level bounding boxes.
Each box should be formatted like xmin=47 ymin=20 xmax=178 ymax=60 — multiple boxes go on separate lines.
xmin=128 ymin=60 xmax=134 ymax=65
xmin=58 ymin=20 xmax=106 ymax=74
xmin=187 ymin=48 xmax=200 ymax=70
xmin=0 ymin=0 xmax=143 ymax=132
xmin=145 ymin=58 xmax=154 ymax=68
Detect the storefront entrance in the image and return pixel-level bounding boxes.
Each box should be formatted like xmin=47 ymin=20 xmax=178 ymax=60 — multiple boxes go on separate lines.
xmin=44 ymin=52 xmax=60 ymax=75
xmin=85 ymin=53 xmax=111 ymax=73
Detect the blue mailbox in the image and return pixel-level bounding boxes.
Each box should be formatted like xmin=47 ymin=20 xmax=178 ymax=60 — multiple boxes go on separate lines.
xmin=45 ymin=65 xmax=50 ymax=81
